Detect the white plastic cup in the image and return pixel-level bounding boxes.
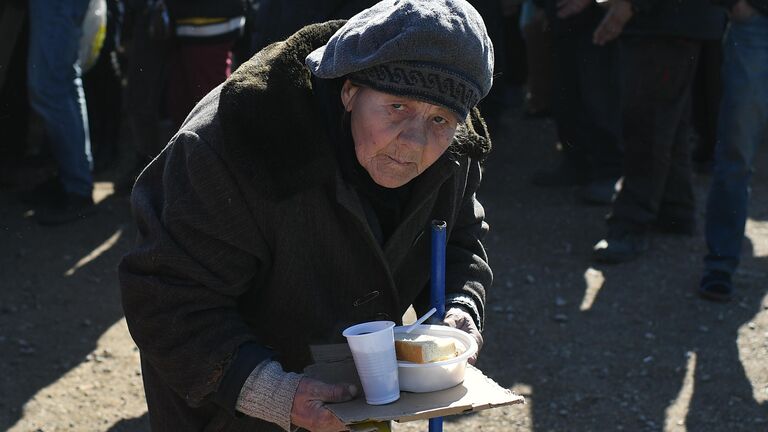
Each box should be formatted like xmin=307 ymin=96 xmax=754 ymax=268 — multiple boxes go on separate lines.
xmin=342 ymin=321 xmax=400 ymax=405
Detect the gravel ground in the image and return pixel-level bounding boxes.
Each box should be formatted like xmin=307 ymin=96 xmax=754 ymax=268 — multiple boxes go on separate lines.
xmin=1 ymin=106 xmax=766 ymax=432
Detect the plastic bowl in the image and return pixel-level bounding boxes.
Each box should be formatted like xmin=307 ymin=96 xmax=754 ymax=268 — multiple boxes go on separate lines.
xmin=393 ymin=324 xmax=478 ymax=393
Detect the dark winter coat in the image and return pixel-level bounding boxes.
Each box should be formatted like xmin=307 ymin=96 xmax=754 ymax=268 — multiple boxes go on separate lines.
xmin=119 ymin=20 xmax=492 ymax=431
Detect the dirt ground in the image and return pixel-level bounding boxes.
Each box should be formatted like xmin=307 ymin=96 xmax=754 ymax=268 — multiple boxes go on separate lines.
xmin=1 ymin=104 xmax=766 ymax=432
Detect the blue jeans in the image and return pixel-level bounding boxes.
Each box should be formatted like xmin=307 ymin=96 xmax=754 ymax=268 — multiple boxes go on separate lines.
xmin=27 ymin=0 xmax=93 ymax=197
xmin=704 ymin=14 xmax=768 ymax=275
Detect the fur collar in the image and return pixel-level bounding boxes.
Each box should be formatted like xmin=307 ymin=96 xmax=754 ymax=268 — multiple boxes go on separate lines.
xmin=217 ymin=21 xmax=491 ymax=202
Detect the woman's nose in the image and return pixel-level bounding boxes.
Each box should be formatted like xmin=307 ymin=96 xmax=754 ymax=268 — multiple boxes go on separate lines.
xmin=398 ymin=117 xmax=428 ymax=148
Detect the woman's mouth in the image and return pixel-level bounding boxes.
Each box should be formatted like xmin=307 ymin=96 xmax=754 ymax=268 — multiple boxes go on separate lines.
xmin=387 ymin=155 xmax=410 ymax=165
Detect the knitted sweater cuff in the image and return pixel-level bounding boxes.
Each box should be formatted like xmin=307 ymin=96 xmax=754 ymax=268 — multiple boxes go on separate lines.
xmin=445 ymin=293 xmax=483 ymax=331
xmin=235 ymin=360 xmax=304 ymax=431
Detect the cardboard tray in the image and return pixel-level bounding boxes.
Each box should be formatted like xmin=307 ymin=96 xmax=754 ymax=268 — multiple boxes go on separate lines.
xmin=305 ymin=344 xmax=525 ymax=425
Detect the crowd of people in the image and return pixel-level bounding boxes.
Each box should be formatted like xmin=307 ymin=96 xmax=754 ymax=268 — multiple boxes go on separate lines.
xmin=0 ymin=1 xmax=766 ymax=430
xmin=518 ymin=0 xmax=767 ymax=303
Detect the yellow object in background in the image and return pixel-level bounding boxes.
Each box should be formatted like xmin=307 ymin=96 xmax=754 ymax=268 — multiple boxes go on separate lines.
xmin=78 ymin=0 xmax=106 ymax=72
xmin=348 ymin=421 xmax=392 ymax=432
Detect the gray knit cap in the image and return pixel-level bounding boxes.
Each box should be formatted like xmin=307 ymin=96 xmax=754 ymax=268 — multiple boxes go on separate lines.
xmin=306 ymin=0 xmax=494 ymax=120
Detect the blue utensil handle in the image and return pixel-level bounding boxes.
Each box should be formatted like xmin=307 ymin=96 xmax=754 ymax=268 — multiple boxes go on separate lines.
xmin=429 ymin=417 xmax=443 ymax=432
xmin=429 ymin=220 xmax=447 ymax=432
xmin=430 ymin=220 xmax=447 ymax=321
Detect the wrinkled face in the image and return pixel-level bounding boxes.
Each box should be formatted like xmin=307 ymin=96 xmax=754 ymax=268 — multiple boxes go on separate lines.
xmin=341 ymin=80 xmax=459 ymax=188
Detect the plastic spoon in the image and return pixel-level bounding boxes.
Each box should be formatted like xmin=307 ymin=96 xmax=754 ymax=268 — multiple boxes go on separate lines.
xmin=403 ymin=307 xmax=437 ymax=334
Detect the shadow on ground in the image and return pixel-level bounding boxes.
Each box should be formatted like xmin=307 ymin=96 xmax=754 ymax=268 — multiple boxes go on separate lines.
xmin=475 ymin=111 xmax=768 ymax=431
xmin=0 ymin=191 xmax=134 ymax=429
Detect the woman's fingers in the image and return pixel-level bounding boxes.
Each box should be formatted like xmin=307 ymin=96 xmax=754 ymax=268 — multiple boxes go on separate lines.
xmin=292 ymin=378 xmax=357 ymax=432
xmin=444 ymin=307 xmax=484 ymax=365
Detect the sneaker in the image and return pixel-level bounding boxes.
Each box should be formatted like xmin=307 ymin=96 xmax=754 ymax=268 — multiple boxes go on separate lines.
xmin=579 ymin=178 xmax=619 ymax=206
xmin=698 ymin=271 xmax=733 ymax=303
xmin=35 ymin=193 xmax=97 ymax=226
xmin=593 ymin=227 xmax=649 ymax=264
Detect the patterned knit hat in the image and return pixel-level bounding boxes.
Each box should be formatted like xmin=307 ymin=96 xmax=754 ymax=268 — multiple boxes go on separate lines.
xmin=306 ymin=0 xmax=494 ymax=120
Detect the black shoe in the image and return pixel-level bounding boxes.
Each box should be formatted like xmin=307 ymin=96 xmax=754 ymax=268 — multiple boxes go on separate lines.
xmin=532 ymin=165 xmax=590 ymax=187
xmin=18 ymin=176 xmax=67 ymax=209
xmin=698 ymin=271 xmax=733 ymax=303
xmin=35 ymin=193 xmax=97 ymax=226
xmin=579 ymin=178 xmax=618 ymax=206
xmin=593 ymin=228 xmax=649 ymax=264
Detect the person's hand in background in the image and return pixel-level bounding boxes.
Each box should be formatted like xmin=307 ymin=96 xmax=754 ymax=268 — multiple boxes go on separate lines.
xmin=557 ymin=0 xmax=593 ymax=18
xmin=291 ymin=378 xmax=357 ymax=432
xmin=443 ymin=306 xmax=483 ymax=365
xmin=730 ymin=0 xmax=757 ymax=21
xmin=593 ymin=0 xmax=634 ymax=45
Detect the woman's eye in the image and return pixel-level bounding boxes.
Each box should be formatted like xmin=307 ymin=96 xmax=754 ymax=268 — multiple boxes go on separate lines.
xmin=391 ymin=103 xmax=405 ymax=111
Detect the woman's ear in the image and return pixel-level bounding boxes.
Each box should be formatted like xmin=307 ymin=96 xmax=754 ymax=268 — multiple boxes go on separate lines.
xmin=340 ymin=79 xmax=360 ymax=112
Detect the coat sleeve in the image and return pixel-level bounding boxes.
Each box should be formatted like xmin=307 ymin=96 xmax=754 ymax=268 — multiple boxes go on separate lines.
xmin=444 ymin=159 xmax=491 ymax=331
xmin=119 ymin=131 xmax=273 ymax=411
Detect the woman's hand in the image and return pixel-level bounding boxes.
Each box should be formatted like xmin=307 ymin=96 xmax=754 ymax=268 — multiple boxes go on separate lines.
xmin=290 ymin=378 xmax=357 ymax=432
xmin=443 ymin=307 xmax=483 ymax=365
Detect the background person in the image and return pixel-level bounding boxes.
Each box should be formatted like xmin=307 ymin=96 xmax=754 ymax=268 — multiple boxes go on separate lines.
xmin=25 ymin=0 xmax=97 ymax=225
xmin=592 ymin=0 xmax=726 ymax=263
xmin=700 ymin=0 xmax=768 ymax=302
xmin=532 ymin=0 xmax=624 ymax=206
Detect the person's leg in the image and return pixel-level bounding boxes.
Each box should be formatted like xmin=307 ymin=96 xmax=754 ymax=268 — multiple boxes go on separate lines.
xmin=575 ymin=9 xmax=623 ymax=185
xmin=522 ymin=9 xmax=553 ymax=116
xmin=535 ymin=6 xmax=622 ymax=195
xmin=595 ymin=37 xmax=700 ymax=263
xmin=532 ymin=12 xmax=593 ymax=187
xmin=126 ymin=5 xmax=170 ymax=161
xmin=468 ymin=0 xmax=508 ymax=134
xmin=704 ymin=16 xmax=768 ymax=280
xmin=574 ymin=18 xmax=623 ymax=205
xmin=26 ymin=0 xmax=93 ymax=198
xmin=609 ymin=38 xmax=699 ymax=228
xmin=691 ymin=40 xmax=723 ymax=174
xmin=167 ymin=41 xmax=234 ymax=129
xmin=656 ymin=56 xmax=699 ymax=235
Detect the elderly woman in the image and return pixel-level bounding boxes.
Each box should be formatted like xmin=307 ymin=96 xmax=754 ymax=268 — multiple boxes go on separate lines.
xmin=119 ymin=0 xmax=494 ymax=431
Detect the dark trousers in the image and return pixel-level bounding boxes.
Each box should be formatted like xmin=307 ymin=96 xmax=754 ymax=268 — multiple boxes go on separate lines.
xmin=126 ymin=6 xmax=170 ymax=160
xmin=167 ymin=40 xmax=234 ymax=129
xmin=610 ymin=37 xmax=701 ymax=230
xmin=522 ymin=10 xmax=553 ymax=114
xmin=691 ymin=39 xmax=723 ymax=164
xmin=551 ymin=5 xmax=623 ymax=181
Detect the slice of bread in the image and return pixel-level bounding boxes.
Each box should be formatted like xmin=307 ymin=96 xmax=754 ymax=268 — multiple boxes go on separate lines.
xmin=395 ymin=334 xmax=458 ymax=363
